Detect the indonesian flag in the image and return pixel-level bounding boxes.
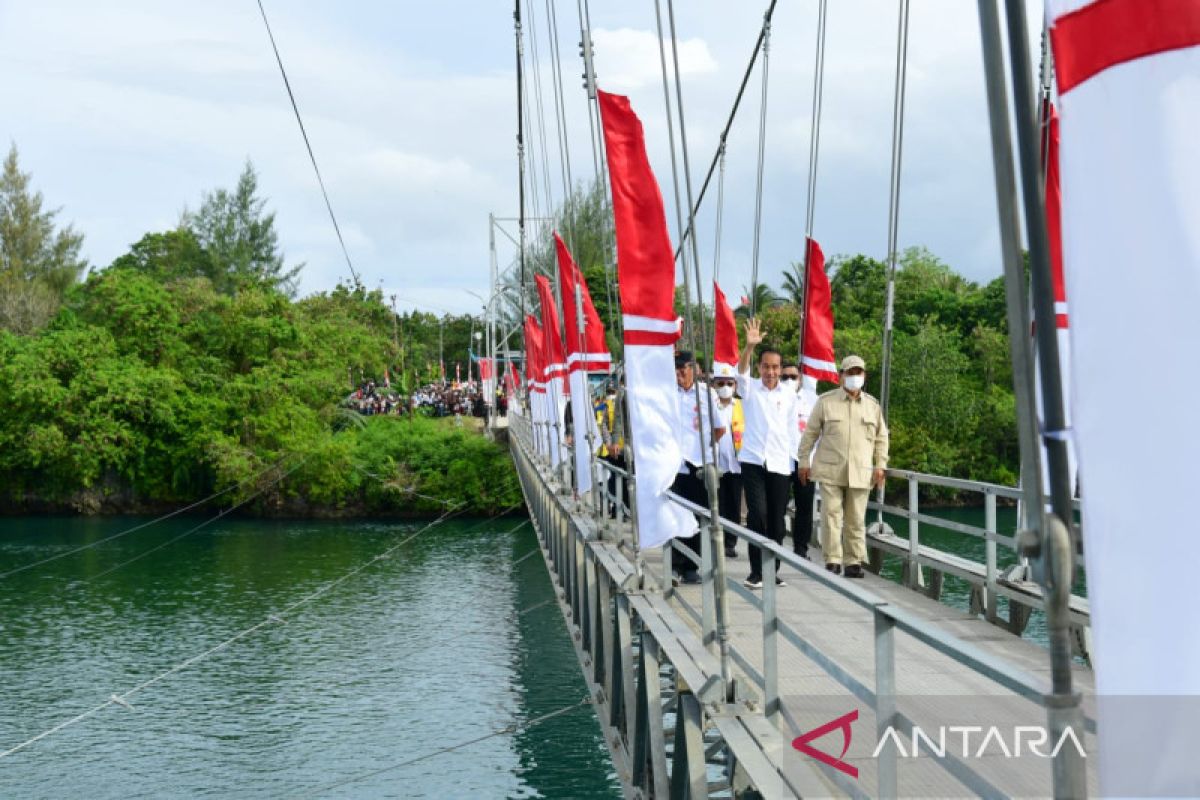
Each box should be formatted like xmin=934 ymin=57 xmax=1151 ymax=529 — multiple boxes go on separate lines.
xmin=800 ymin=237 xmax=838 ymax=384
xmin=536 ymin=274 xmax=568 ymax=468
xmin=478 ymin=356 xmax=495 ymax=405
xmin=557 ymin=232 xmax=610 ymax=494
xmin=1048 ymin=3 xmax=1200 ymax=795
xmin=712 ymin=282 xmax=738 ymax=378
xmin=524 ymin=314 xmax=549 ymax=458
xmin=599 ymin=89 xmax=695 ymax=550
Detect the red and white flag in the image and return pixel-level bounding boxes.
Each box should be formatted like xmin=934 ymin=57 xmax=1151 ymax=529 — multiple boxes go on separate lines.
xmin=524 ymin=314 xmax=549 ymax=458
xmin=536 ymin=274 xmax=569 ymax=468
xmin=599 ymin=89 xmax=695 ymax=550
xmin=800 ymin=237 xmax=838 ymax=385
xmin=712 ymin=282 xmax=738 ymax=379
xmin=557 ymin=232 xmax=610 ymax=493
xmin=1048 ymin=2 xmax=1200 ymax=794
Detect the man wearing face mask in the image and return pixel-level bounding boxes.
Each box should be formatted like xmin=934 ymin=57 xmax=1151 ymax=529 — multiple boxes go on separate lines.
xmin=780 ymin=364 xmax=817 ymax=560
xmin=672 ymin=351 xmax=726 ymax=585
xmin=711 ymin=362 xmax=743 ymax=558
xmin=797 ymin=355 xmax=889 ymax=578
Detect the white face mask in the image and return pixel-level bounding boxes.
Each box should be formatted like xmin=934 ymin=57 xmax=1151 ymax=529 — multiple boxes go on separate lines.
xmin=843 ymin=374 xmax=865 ymax=392
xmin=716 ymin=385 xmax=734 ymax=400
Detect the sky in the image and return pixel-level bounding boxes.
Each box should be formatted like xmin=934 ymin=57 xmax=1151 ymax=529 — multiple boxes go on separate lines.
xmin=0 ymin=1 xmax=1043 ymax=317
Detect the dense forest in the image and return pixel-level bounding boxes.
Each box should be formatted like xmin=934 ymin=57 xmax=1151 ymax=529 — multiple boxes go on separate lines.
xmin=0 ymin=148 xmax=520 ymax=515
xmin=0 ymin=148 xmax=1019 ymax=515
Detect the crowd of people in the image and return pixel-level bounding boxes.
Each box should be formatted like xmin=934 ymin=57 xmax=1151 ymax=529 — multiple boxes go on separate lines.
xmin=347 ymin=378 xmax=509 ymax=420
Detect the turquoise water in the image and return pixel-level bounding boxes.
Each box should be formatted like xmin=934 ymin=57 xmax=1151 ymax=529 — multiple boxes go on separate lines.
xmin=0 ymin=516 xmax=621 ymax=799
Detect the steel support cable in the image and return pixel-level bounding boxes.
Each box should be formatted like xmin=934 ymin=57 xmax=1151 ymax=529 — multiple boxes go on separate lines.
xmin=796 ymin=0 xmax=829 ymax=366
xmin=671 ymin=0 xmax=779 ymax=265
xmin=0 ymin=503 xmax=527 ymax=761
xmin=300 ymin=697 xmax=592 ymax=797
xmin=712 ymin=143 xmax=727 ymax=285
xmin=77 ymin=456 xmax=311 ymax=585
xmin=515 ymin=1 xmax=529 ymax=321
xmin=0 ymin=455 xmax=292 ymax=581
xmin=878 ymin=0 xmax=911 ymax=422
xmin=545 ymin=0 xmax=578 ymax=299
xmin=748 ymin=15 xmax=772 ymax=315
xmin=652 ymin=0 xmax=698 ymax=356
xmin=255 ymin=0 xmax=360 ymax=288
xmin=576 ymin=0 xmax=621 ymax=340
xmin=524 ymin=0 xmax=555 ymax=223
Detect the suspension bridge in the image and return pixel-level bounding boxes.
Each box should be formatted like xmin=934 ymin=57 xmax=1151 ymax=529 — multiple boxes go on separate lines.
xmin=480 ymin=0 xmax=1103 ymax=796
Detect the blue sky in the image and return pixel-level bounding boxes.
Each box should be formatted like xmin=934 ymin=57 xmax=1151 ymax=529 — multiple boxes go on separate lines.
xmin=0 ymin=1 xmax=1042 ymax=316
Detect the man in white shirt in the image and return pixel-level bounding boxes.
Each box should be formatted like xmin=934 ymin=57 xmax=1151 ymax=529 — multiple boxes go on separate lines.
xmin=736 ymin=319 xmax=799 ymax=589
xmin=711 ymin=362 xmax=742 ymax=559
xmin=671 ymin=351 xmax=726 ymax=584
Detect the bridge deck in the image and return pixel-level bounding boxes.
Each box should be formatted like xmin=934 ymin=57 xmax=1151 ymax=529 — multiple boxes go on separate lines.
xmin=638 ymin=538 xmax=1100 ymax=797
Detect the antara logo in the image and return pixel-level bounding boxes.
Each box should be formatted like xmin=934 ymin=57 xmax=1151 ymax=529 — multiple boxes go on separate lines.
xmin=792 ymin=710 xmax=859 ymax=778
xmin=791 ymin=709 xmax=1087 ymax=780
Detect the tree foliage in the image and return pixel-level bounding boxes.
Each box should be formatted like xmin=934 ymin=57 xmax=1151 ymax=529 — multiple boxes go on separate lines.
xmin=0 ymin=145 xmax=87 ymax=333
xmin=181 ymin=161 xmax=302 ymax=296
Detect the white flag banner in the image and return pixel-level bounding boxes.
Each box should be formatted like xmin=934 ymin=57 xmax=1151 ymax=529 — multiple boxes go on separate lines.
xmin=569 ymin=369 xmax=601 ymax=492
xmin=1048 ymin=1 xmax=1200 ymax=794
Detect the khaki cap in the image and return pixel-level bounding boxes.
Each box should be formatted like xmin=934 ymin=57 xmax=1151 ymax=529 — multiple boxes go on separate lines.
xmin=841 ymin=355 xmax=866 ymax=371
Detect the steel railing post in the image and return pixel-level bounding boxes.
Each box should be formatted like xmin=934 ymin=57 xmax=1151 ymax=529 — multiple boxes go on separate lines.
xmin=874 ymin=608 xmax=898 ymax=799
xmin=907 ymin=476 xmax=920 ymax=587
xmin=985 ymin=491 xmax=998 ymax=622
xmin=763 ymin=554 xmax=779 ymax=727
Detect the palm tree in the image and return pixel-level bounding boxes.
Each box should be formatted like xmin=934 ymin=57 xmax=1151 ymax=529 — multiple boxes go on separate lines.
xmin=735 ymin=282 xmax=783 ymax=319
xmin=780 ymin=261 xmax=805 ymax=306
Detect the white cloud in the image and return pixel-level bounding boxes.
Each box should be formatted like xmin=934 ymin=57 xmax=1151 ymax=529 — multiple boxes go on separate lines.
xmin=591 ymin=27 xmax=718 ymax=91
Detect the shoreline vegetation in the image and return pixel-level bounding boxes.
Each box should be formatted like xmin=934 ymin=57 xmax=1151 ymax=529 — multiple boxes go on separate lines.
xmin=2 ymin=154 xmax=1019 ymax=519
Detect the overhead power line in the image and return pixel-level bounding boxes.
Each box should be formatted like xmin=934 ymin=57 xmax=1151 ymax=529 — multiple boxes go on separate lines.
xmin=255 ymin=0 xmax=362 ymax=288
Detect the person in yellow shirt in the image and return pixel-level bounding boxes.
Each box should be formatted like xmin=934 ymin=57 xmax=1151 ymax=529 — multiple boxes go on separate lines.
xmin=797 ymin=355 xmax=889 ymax=578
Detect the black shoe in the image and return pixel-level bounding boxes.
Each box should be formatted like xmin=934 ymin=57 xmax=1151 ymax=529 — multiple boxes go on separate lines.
xmin=825 ymin=563 xmax=842 ymax=575
xmin=743 ymin=576 xmax=763 ymax=590
xmin=844 ymin=564 xmax=865 ymax=579
xmin=724 ymin=547 xmax=738 ymax=559
xmin=775 ymin=576 xmax=787 ymax=587
xmin=681 ymin=569 xmax=702 ymax=585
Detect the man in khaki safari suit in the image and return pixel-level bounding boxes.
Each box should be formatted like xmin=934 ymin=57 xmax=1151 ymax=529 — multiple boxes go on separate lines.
xmin=797 ymin=355 xmax=889 ymax=579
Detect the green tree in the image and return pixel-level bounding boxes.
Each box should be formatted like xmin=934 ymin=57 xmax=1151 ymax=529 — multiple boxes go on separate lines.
xmin=0 ymin=144 xmax=87 ymax=333
xmin=182 ymin=161 xmax=301 ymax=296
xmin=736 ymin=282 xmax=783 ymax=319
xmin=109 ymin=228 xmax=212 ymax=284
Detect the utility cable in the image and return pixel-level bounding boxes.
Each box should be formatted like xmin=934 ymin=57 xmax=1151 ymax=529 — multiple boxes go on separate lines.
xmin=0 ymin=456 xmax=291 ymax=581
xmin=255 ymin=0 xmax=360 ymax=288
xmin=0 ymin=504 xmax=480 ymax=760
xmin=300 ymin=697 xmax=592 ymax=796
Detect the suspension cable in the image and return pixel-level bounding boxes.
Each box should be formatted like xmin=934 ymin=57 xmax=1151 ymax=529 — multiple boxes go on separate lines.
xmin=712 ymin=142 xmax=727 ymax=286
xmin=301 ymin=697 xmax=592 ymax=796
xmin=878 ymin=0 xmax=911 ymax=422
xmin=797 ymin=0 xmax=829 ymax=366
xmin=748 ymin=14 xmax=772 ymax=315
xmin=0 ymin=502 xmax=522 ymax=760
xmin=77 ymin=457 xmax=310 ymax=584
xmin=255 ymin=0 xmax=359 ymax=289
xmin=514 ymin=1 xmax=528 ymax=322
xmin=0 ymin=456 xmax=291 ymax=581
xmin=672 ymin=0 xmax=779 ymax=264
xmin=545 ymin=0 xmax=578 ymax=304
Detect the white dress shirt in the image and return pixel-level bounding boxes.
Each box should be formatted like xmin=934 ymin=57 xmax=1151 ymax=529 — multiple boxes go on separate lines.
xmin=677 ymin=381 xmax=721 ymax=472
xmin=736 ymin=370 xmax=800 ymax=475
xmin=715 ymin=400 xmax=741 ymax=474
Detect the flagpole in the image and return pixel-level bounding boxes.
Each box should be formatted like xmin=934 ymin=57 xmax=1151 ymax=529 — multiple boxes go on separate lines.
xmin=796 ymin=0 xmax=827 ymax=370
xmin=977 ymin=2 xmax=1084 ymax=797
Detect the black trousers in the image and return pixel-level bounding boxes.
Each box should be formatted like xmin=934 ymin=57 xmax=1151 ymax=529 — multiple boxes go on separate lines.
xmin=718 ymin=472 xmax=743 ymax=552
xmin=742 ymin=462 xmax=791 ymax=580
xmin=603 ymin=452 xmax=626 ymax=518
xmin=791 ymin=472 xmax=816 ymax=556
xmin=670 ymin=469 xmax=708 ymax=574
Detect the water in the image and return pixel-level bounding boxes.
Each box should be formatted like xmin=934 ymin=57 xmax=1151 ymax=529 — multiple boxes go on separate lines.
xmin=0 ymin=516 xmax=621 ymax=799
xmin=874 ymin=505 xmax=1087 ymax=648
